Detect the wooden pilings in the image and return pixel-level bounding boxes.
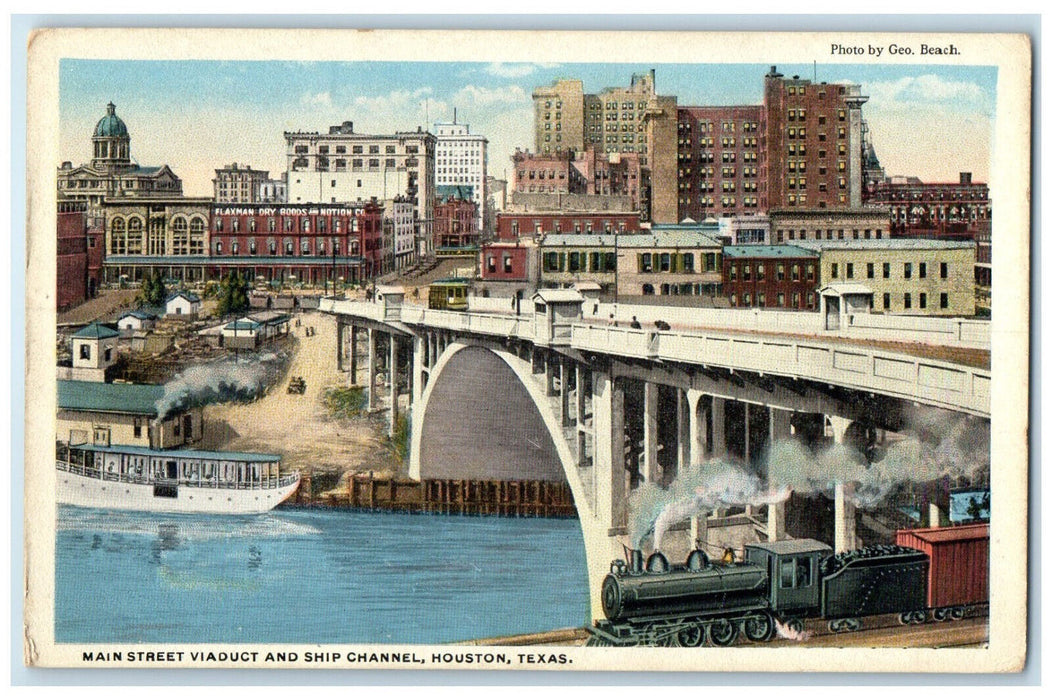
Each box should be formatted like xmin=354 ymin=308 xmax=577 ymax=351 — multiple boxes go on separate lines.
xmin=292 ymin=473 xmax=576 ymax=518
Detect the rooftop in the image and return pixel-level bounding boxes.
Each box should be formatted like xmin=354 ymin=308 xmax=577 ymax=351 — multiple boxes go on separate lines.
xmin=58 ymin=380 xmax=166 ymax=416
xmin=72 ymin=322 xmax=119 ymax=340
xmin=93 ymin=443 xmax=282 ymax=463
xmin=794 ymin=239 xmax=976 ymax=252
xmin=723 ymin=245 xmax=816 ymax=259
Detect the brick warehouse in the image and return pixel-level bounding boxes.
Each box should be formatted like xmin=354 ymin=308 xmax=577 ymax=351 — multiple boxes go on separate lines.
xmin=57 ymin=201 xmax=104 ymax=310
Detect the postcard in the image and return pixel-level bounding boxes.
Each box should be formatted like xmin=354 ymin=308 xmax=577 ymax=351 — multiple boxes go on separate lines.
xmin=23 ymin=27 xmax=1030 ymax=673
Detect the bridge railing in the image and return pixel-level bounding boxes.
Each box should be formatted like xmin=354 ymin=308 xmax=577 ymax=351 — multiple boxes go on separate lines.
xmin=571 ymin=324 xmax=990 ymax=416
xmin=400 ymin=306 xmax=534 ymax=339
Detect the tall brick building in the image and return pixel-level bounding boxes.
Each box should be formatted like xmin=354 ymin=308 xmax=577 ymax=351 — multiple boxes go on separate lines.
xmin=761 ymin=66 xmax=868 ymax=211
xmin=57 ymin=202 xmax=104 ymax=310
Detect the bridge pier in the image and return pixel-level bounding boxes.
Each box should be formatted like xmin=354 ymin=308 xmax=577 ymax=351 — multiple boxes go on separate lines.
xmin=367 ymin=329 xmax=378 ymax=411
xmin=829 ymin=415 xmax=859 ymax=553
xmin=768 ymin=407 xmax=794 ymax=541
xmin=389 ymin=334 xmax=400 ymax=437
xmin=348 ymin=325 xmax=358 ymax=384
xmin=642 ymin=382 xmax=660 ymax=485
xmin=336 ymin=318 xmax=345 ymax=372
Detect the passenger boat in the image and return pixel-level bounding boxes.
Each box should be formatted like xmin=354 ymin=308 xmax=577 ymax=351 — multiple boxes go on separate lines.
xmin=56 ymin=442 xmax=300 ymax=514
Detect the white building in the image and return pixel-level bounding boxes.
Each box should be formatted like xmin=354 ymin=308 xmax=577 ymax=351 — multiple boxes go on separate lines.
xmin=165 ymin=291 xmax=202 ymax=319
xmin=117 ymin=310 xmax=158 ymax=333
xmin=434 ymin=118 xmax=488 ymax=233
xmin=285 ymin=121 xmax=436 ymax=250
xmin=385 ymin=197 xmax=417 ymax=271
xmin=258 ymin=175 xmax=287 ymax=203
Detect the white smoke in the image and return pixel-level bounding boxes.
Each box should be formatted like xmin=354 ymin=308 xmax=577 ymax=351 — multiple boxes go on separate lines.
xmin=154 ymin=352 xmax=286 ymax=422
xmin=628 ymin=408 xmax=989 ymax=549
xmin=629 ymin=460 xmax=790 ymax=549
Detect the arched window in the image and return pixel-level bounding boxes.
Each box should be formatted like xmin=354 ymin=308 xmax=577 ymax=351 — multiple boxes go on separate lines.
xmin=189 ymin=218 xmax=205 ymax=255
xmin=249 ymin=219 xmax=257 ymax=232
xmin=269 ymin=240 xmax=277 ymax=255
xmin=285 ymin=240 xmax=294 ymax=255
xmin=109 ymin=217 xmax=126 ymax=254
xmin=232 ymin=218 xmax=240 ymax=233
xmin=215 ymin=241 xmax=223 ymax=255
xmin=268 ymin=218 xmax=276 ymax=233
xmin=249 ymin=239 xmax=257 ymax=255
xmin=127 ymin=217 xmax=144 ymax=255
xmin=171 ymin=217 xmax=189 ymax=255
xmin=302 ymin=218 xmax=311 ymax=233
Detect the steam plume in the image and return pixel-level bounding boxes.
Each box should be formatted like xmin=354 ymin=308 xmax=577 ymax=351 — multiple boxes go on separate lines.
xmin=154 ymin=352 xmax=287 ymax=422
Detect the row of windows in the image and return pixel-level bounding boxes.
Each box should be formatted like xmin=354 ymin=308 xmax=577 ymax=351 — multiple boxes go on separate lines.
xmin=214 ymin=239 xmax=361 ymax=256
xmin=830 ymin=261 xmax=952 ymax=281
xmin=294 ymin=144 xmax=421 ymax=155
xmin=728 ymin=261 xmax=817 ymax=282
xmin=215 ymin=217 xmax=362 ymax=234
xmin=543 ymin=251 xmax=617 ymax=274
xmin=883 ymin=292 xmax=950 ymax=310
xmin=730 ymin=291 xmax=817 ymax=309
xmin=637 ymin=252 xmax=721 ymax=273
xmin=775 ymin=227 xmax=883 ymax=242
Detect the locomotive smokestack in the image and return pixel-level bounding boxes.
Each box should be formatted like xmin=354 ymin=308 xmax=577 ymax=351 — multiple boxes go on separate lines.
xmin=630 ymin=549 xmax=644 ymax=574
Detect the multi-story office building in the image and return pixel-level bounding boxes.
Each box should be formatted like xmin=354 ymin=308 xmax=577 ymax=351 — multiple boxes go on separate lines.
xmin=434 ymin=118 xmax=487 ymax=232
xmin=284 ymin=121 xmax=436 ymax=254
xmin=722 ymin=245 xmax=821 ymax=311
xmin=213 ymin=163 xmax=271 ymax=204
xmin=57 ymin=102 xmax=183 ymax=216
xmin=511 ymin=148 xmax=642 ymax=211
xmin=384 ymin=197 xmax=416 ymax=272
xmin=533 ymin=70 xmax=664 ymax=164
xmin=761 ymin=66 xmax=869 ymax=211
xmin=676 ymin=106 xmax=765 ymax=221
xmin=796 ymin=239 xmax=977 ymax=316
xmin=768 ymin=208 xmax=890 ymax=243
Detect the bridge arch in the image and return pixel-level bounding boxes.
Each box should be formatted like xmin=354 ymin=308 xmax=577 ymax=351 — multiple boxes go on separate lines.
xmin=409 ymin=342 xmax=593 ymax=520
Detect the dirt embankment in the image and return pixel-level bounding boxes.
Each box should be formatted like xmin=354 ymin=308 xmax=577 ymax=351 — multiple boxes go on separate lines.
xmin=200 ymin=311 xmax=401 ymax=480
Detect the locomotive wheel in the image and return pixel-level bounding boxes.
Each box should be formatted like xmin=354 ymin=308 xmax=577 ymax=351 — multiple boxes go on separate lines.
xmin=785 ymin=618 xmax=804 ymax=635
xmin=677 ymin=624 xmax=705 ymax=648
xmin=743 ymin=613 xmax=774 ymax=642
xmin=897 ymin=612 xmax=911 ymax=626
xmin=932 ymin=608 xmax=949 ymax=622
xmin=708 ymin=618 xmax=738 ymax=647
xmin=951 ymin=607 xmax=965 ymax=620
xmin=910 ymin=610 xmax=927 ymax=625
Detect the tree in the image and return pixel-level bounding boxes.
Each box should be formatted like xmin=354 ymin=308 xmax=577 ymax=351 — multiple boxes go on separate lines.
xmin=216 ymin=271 xmax=250 ymax=317
xmin=137 ymin=272 xmax=168 ymax=307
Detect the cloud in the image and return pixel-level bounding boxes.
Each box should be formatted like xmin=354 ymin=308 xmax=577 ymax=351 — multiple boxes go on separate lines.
xmin=484 ymin=62 xmax=559 ymax=78
xmin=863 ymin=74 xmax=992 ymax=114
xmin=301 ymin=91 xmax=332 ymax=107
xmin=453 ymin=84 xmax=530 ymax=107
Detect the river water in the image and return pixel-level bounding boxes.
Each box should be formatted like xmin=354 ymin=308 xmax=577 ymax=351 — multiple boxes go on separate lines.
xmin=55 ymin=505 xmax=590 ymax=644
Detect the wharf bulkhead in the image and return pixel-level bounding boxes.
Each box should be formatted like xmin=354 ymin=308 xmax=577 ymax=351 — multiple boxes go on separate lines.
xmin=293 ymin=472 xmax=576 ymax=518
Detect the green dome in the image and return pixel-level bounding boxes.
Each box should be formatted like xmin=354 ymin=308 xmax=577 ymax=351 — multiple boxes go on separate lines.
xmin=93 ymin=102 xmax=128 ymax=138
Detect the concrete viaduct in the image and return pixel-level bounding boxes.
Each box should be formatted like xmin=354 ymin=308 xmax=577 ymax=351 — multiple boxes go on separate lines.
xmin=319 ymin=288 xmax=990 ymax=619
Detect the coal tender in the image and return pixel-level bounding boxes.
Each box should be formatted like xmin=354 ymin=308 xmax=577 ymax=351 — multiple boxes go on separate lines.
xmin=588 ymin=538 xmax=930 ymax=647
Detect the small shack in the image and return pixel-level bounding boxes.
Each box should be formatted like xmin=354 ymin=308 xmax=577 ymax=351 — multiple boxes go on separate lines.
xmin=117 ymin=310 xmax=158 ymax=335
xmin=165 ymin=291 xmax=202 ymax=320
xmin=532 ymin=289 xmax=583 ymax=346
xmin=818 ymin=283 xmax=873 ymax=331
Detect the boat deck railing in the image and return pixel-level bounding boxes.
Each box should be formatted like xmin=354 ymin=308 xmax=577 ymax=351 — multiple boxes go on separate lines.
xmin=57 ymin=460 xmax=300 ymax=491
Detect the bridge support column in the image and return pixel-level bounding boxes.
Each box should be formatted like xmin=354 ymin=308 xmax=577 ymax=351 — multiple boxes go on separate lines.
xmin=429 ymin=332 xmax=437 ymax=368
xmin=389 ymin=335 xmax=400 ymax=437
xmin=348 ymin=325 xmax=358 ymax=384
xmin=544 ymin=353 xmax=556 ymax=397
xmin=412 ymin=334 xmax=425 ymax=404
xmin=688 ymin=391 xmax=708 ymax=464
xmin=829 ymin=415 xmax=858 ymax=553
xmin=560 ymin=358 xmax=571 ymax=427
xmin=767 ymin=408 xmax=793 ymax=542
xmin=589 ymin=369 xmax=630 ymax=619
xmin=711 ymin=397 xmax=726 ymax=459
xmin=367 ymin=328 xmax=378 ymax=411
xmin=676 ymin=389 xmax=690 ymax=477
xmin=643 ymin=382 xmax=660 ymax=485
xmin=336 ymin=318 xmax=345 ymax=372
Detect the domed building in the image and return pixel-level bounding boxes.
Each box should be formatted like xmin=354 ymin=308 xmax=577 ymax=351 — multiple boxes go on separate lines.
xmin=57 ymin=102 xmax=184 ymax=214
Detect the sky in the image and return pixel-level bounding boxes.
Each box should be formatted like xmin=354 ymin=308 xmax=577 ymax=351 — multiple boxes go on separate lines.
xmin=59 ymin=60 xmax=998 ymax=198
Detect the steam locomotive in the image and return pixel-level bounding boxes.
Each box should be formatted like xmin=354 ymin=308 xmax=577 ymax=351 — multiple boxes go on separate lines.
xmin=588 ymin=529 xmax=987 ymax=647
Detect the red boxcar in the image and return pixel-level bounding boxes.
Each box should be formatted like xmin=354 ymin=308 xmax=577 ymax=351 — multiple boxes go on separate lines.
xmin=896 ymin=524 xmax=989 ymax=609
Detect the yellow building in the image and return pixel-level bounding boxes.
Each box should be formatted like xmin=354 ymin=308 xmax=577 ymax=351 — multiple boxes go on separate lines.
xmin=797 ymin=240 xmax=977 ymax=316
xmin=57 ymin=380 xmax=203 ymax=451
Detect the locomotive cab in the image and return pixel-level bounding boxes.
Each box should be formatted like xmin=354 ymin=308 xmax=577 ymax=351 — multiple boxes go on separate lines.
xmin=745 ymin=539 xmax=832 ymax=617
